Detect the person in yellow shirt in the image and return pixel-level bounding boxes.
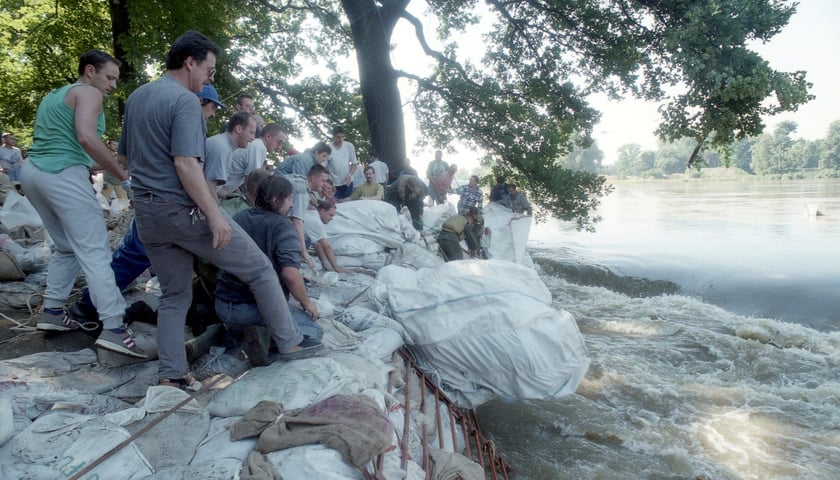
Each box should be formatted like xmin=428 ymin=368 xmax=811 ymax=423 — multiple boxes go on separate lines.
xmin=346 ymin=165 xmax=383 ymax=201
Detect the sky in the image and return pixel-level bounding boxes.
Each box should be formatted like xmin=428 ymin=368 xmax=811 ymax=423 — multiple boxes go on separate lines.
xmin=576 ymin=0 xmax=840 ymax=164
xmin=289 ymin=1 xmax=839 ymax=171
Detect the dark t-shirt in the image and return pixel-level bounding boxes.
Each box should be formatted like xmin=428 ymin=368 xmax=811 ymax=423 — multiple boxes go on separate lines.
xmin=489 ymin=184 xmax=509 ymax=202
xmin=215 ymin=208 xmax=300 ymax=304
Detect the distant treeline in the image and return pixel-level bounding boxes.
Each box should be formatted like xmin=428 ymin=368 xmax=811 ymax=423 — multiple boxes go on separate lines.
xmin=560 ymin=120 xmax=840 ymax=179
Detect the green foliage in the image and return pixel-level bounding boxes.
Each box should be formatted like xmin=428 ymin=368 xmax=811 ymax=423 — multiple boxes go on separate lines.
xmin=560 ymin=134 xmax=604 ymax=174
xmin=819 ymin=120 xmax=840 ymax=170
xmin=0 ymin=0 xmax=113 ymax=139
xmin=408 ymin=0 xmax=809 ymax=229
xmin=750 ymin=121 xmax=808 ymax=175
xmin=655 ymin=138 xmax=696 ymax=175
xmin=0 ymin=0 xmax=813 ymax=231
xmin=613 ymin=117 xmax=836 ymax=179
xmin=731 ymin=138 xmax=756 ymax=173
xmin=650 ymin=0 xmax=814 ymax=149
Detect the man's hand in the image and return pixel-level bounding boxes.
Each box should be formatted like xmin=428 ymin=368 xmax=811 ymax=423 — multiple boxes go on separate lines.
xmin=302 ymin=301 xmax=320 ymax=321
xmin=302 ymin=250 xmax=316 ymax=270
xmin=208 ymin=214 xmax=231 ymax=249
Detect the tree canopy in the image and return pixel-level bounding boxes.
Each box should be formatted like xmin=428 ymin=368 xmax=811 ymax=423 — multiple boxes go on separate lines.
xmin=0 ymin=0 xmax=812 ymax=230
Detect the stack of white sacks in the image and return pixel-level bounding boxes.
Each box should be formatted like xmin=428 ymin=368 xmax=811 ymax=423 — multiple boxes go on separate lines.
xmin=0 ymin=199 xmax=589 ymax=479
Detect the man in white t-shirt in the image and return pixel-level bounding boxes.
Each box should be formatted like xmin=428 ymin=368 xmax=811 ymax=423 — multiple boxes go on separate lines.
xmin=326 ymin=125 xmax=357 ymax=200
xmin=368 ymin=149 xmax=389 ymax=186
xmin=304 ymin=200 xmax=350 ymax=273
xmin=0 ymin=132 xmax=23 ymax=182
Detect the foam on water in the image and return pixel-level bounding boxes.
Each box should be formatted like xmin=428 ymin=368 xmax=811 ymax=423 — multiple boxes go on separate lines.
xmin=477 ymin=272 xmax=840 ymax=479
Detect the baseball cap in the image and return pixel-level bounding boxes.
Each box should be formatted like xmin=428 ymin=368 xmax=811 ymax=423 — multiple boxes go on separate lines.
xmin=197 ymin=85 xmax=226 ymax=110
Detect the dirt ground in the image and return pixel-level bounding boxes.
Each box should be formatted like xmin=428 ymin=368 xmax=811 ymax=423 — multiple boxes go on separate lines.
xmin=0 ymin=308 xmax=96 ymax=361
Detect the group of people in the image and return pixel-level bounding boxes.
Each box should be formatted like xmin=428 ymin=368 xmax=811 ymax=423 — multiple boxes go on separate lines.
xmin=19 ymin=32 xmax=332 ymax=388
xmin=15 ymin=30 xmax=535 ymax=389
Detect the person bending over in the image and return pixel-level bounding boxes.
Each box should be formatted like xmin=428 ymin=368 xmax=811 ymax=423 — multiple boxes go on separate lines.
xmin=305 ymin=200 xmax=351 ymax=273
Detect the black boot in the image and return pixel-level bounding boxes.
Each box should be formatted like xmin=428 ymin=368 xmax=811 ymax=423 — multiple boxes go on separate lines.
xmin=242 ymin=325 xmax=271 ymax=367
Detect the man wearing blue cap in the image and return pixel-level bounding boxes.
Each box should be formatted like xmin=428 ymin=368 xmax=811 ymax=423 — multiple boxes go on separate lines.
xmin=197 ymin=84 xmax=225 ymax=120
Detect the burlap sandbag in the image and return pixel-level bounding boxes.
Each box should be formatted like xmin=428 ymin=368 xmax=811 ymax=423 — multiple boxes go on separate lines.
xmin=0 ymin=249 xmax=24 ymax=281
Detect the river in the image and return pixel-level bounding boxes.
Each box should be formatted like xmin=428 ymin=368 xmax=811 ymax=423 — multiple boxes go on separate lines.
xmin=476 ymin=178 xmax=840 ymax=479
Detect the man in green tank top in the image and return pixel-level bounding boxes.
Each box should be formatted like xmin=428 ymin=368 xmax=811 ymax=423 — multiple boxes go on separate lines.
xmin=20 ymin=50 xmax=147 ymax=358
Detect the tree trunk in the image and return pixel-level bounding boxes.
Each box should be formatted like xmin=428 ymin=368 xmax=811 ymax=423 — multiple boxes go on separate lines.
xmin=341 ymin=0 xmax=409 ymax=180
xmin=108 ymin=0 xmax=132 ymax=116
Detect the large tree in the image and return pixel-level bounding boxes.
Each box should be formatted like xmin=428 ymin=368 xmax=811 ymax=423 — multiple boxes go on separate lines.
xmin=0 ymin=0 xmax=813 ymax=230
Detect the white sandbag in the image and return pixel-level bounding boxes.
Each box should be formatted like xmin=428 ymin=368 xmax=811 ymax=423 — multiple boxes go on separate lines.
xmin=110 ymin=197 xmax=131 ymax=214
xmin=334 ymin=251 xmax=391 ymax=270
xmin=334 ymin=254 xmax=364 ymax=267
xmin=396 ymin=242 xmax=444 ymax=269
xmin=116 ymin=387 xmax=209 ymax=470
xmin=372 ymin=261 xmax=589 ymax=408
xmin=0 ymin=411 xmax=153 ymax=479
xmin=325 ymin=352 xmax=394 ymax=391
xmin=320 ymin=318 xmax=365 ymax=352
xmin=8 ymin=241 xmax=51 ymax=273
xmin=191 ymin=346 xmax=250 ymax=381
xmin=206 ymin=357 xmax=368 ymax=417
xmin=0 ymin=397 xmax=12 ymax=447
xmin=142 ymin=458 xmax=244 ymax=480
xmin=422 ymin=203 xmax=457 ymax=233
xmin=371 ymin=260 xmax=551 ymax=325
xmin=192 ymin=416 xmax=256 ymax=464
xmin=0 ymin=462 xmax=56 ymax=480
xmin=327 ymin=201 xmax=409 ymax=248
xmin=482 ymin=202 xmax=532 ymax=265
xmin=268 ymin=444 xmax=365 ymax=479
xmin=334 ymin=305 xmax=407 ymax=338
xmin=356 ymin=327 xmax=405 ymax=361
xmin=35 ymin=391 xmax=132 ymax=417
xmin=96 ymin=191 xmax=111 ymax=210
xmin=330 ymin=236 xmax=384 ymax=256
xmin=0 ymin=190 xmax=42 ymax=233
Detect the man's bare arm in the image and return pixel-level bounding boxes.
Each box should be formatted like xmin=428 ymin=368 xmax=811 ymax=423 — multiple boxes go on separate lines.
xmin=71 ymin=86 xmax=127 ymax=181
xmin=291 ymin=217 xmax=316 ymax=269
xmin=281 ymin=266 xmax=318 ymax=320
xmin=316 ymin=239 xmax=350 ymax=274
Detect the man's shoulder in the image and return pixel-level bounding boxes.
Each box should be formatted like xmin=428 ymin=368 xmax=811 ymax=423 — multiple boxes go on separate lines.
xmin=206 ymin=132 xmax=229 ymax=146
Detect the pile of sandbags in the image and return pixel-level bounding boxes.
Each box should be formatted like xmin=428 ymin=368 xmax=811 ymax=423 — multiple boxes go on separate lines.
xmin=371 ymin=259 xmax=590 ymax=408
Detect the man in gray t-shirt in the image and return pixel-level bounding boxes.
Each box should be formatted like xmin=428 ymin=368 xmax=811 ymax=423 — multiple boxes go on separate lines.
xmin=203 ymin=111 xmax=255 ymax=195
xmin=120 ymin=31 xmax=312 ymax=388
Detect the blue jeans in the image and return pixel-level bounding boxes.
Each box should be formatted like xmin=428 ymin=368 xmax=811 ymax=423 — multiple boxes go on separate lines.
xmin=80 ymin=219 xmax=150 ymax=310
xmin=335 ymin=183 xmax=353 ymax=200
xmin=215 ymin=298 xmax=323 ymax=343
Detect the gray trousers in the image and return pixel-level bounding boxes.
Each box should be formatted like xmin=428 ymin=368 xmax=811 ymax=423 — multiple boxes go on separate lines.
xmin=20 ymin=162 xmax=125 ymax=328
xmin=133 ymin=195 xmax=302 ymax=380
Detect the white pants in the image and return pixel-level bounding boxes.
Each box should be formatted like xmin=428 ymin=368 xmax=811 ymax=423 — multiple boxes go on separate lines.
xmin=20 ymin=162 xmax=125 ymax=328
